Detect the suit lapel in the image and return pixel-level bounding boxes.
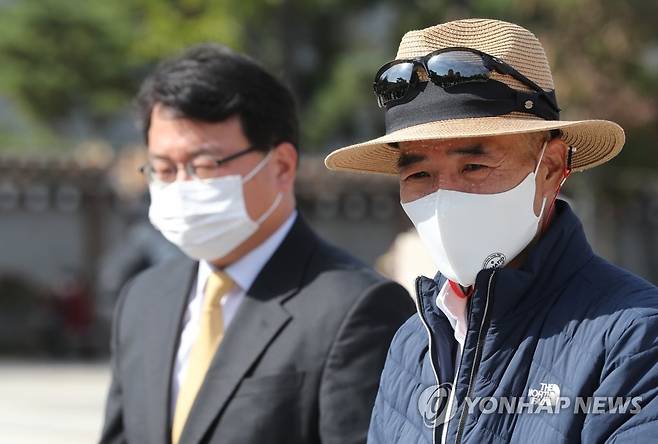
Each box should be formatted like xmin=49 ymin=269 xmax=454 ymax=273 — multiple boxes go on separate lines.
xmin=178 ymin=216 xmax=319 ymax=444
xmin=143 ymin=258 xmax=198 ymax=444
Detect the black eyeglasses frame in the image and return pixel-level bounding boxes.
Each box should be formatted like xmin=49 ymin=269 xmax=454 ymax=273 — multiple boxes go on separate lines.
xmin=138 ymin=145 xmax=267 ymax=183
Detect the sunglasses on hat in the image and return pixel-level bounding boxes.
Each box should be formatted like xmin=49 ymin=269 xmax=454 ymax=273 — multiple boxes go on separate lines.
xmin=373 ymin=46 xmax=559 ymax=115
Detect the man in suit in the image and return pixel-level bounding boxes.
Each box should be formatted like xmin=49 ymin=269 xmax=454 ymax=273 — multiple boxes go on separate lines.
xmin=100 ymin=44 xmax=414 ymax=444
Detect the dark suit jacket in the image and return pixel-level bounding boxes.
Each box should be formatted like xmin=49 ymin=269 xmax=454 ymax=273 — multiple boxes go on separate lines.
xmin=100 ymin=216 xmax=414 ymax=444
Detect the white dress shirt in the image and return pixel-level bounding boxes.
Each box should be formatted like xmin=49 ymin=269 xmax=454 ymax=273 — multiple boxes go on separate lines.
xmin=435 ymin=280 xmax=468 ymax=444
xmin=170 ymin=210 xmax=297 ymax=415
xmin=435 ymin=281 xmax=468 ymax=357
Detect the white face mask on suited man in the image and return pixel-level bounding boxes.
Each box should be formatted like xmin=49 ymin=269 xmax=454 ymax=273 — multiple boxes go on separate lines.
xmin=148 ymin=151 xmax=282 ymax=261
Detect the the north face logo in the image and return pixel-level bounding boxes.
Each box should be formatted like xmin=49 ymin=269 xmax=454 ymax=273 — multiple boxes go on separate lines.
xmin=528 ymin=382 xmax=561 ymax=406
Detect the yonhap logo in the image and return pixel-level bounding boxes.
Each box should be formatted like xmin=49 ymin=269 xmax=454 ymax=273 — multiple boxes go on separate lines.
xmin=417 ymin=383 xmax=455 ymax=428
xmin=417 ymin=383 xmax=643 ymax=418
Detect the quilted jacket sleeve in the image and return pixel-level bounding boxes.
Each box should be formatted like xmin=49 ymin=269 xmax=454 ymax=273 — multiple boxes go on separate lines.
xmin=581 ymin=304 xmax=658 ymax=443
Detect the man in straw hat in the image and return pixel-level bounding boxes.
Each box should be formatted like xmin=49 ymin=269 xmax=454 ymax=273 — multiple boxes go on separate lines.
xmin=325 ymin=18 xmax=658 ymax=443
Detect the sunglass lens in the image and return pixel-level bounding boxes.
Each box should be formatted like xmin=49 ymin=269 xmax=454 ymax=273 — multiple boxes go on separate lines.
xmin=426 ymin=51 xmax=492 ymax=88
xmin=374 ymin=62 xmax=415 ymax=107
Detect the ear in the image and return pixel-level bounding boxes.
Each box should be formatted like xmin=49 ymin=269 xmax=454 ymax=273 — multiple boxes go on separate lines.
xmin=534 ymin=137 xmax=568 ymax=215
xmin=272 ymin=142 xmax=298 ymax=192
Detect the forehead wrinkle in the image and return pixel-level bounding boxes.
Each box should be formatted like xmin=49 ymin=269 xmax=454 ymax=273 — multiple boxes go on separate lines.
xmin=402 ymin=138 xmax=490 ymax=153
xmin=446 ymin=144 xmax=488 ymax=156
xmin=148 ymin=153 xmax=172 ymax=161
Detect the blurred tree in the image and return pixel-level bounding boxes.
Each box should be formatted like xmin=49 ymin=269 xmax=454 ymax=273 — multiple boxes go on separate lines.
xmin=0 ymin=2 xmax=136 ymax=130
xmin=0 ymin=0 xmax=656 ymax=170
xmin=0 ymin=0 xmax=246 ymax=141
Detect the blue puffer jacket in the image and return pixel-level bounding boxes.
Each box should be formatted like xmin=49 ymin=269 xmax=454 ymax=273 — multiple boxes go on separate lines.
xmin=369 ymin=200 xmax=658 ymax=444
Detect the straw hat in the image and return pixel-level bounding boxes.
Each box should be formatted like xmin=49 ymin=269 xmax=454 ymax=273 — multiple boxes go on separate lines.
xmin=324 ymin=18 xmax=625 ymax=174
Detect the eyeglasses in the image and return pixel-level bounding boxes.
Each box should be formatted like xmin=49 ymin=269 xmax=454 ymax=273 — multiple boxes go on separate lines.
xmin=373 ymin=47 xmax=559 ymax=113
xmin=139 ymin=145 xmax=263 ymax=184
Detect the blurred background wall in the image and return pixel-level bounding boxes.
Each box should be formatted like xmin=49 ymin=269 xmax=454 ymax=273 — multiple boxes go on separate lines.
xmin=0 ymin=0 xmax=656 ymax=441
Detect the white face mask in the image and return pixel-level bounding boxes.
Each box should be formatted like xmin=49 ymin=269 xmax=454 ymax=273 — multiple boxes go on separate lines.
xmin=401 ymin=142 xmax=548 ymax=287
xmin=148 ymin=151 xmax=282 ymax=261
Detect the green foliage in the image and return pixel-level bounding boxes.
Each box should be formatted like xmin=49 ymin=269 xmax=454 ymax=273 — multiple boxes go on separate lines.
xmin=0 ymin=0 xmax=656 ymax=169
xmin=126 ymin=0 xmax=245 ymax=60
xmin=0 ymin=1 xmax=136 ymax=122
xmin=0 ymin=0 xmax=249 ymax=126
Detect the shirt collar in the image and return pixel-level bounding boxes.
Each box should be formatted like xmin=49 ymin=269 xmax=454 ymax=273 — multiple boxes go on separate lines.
xmin=435 ymin=279 xmax=468 ymax=345
xmin=199 ymin=210 xmax=298 ymax=292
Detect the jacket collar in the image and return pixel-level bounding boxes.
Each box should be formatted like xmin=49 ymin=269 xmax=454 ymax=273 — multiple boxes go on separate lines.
xmin=417 ymin=199 xmax=594 ymax=322
xmin=145 ymin=214 xmax=319 ymax=444
xmin=177 ymin=214 xmax=320 ymax=444
xmin=485 ymin=199 xmax=593 ymax=321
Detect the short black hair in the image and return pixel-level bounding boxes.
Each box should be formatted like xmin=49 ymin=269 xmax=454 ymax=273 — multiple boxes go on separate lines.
xmin=136 ymin=43 xmax=299 ymax=151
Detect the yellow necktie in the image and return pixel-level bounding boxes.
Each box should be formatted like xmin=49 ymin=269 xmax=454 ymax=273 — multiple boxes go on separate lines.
xmin=172 ymin=270 xmax=234 ymax=444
